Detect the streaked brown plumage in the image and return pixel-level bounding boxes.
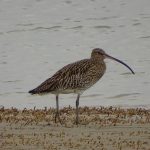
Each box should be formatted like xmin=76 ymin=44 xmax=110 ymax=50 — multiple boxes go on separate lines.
xmin=29 ymin=48 xmax=134 ymax=124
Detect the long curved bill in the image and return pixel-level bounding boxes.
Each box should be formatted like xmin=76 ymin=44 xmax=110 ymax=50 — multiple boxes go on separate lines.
xmin=105 ymin=53 xmax=135 ymax=74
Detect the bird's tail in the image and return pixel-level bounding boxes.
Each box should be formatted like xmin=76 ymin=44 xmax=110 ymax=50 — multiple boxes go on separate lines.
xmin=28 ymin=88 xmax=38 ymax=94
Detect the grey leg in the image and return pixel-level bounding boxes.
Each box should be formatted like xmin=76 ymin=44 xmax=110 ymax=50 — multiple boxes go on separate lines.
xmin=76 ymin=94 xmax=80 ymax=125
xmin=55 ymin=94 xmax=62 ymax=124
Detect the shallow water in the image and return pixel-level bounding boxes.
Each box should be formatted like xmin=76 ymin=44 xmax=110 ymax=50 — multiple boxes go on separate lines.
xmin=0 ymin=0 xmax=150 ymax=109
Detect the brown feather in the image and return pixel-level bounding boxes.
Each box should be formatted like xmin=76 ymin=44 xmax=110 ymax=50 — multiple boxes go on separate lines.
xmin=29 ymin=58 xmax=106 ymax=94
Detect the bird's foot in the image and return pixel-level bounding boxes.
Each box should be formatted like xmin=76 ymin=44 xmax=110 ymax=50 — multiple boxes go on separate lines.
xmin=75 ymin=118 xmax=79 ymax=126
xmin=54 ymin=112 xmax=62 ymax=125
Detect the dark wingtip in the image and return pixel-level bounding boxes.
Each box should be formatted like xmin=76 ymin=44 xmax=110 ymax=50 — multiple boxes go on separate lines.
xmin=28 ymin=89 xmax=36 ymax=94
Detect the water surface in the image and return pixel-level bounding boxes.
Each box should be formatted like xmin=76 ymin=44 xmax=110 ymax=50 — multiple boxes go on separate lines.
xmin=0 ymin=0 xmax=150 ymax=109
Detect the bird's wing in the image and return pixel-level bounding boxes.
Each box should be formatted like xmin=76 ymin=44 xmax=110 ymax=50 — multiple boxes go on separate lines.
xmin=53 ymin=59 xmax=100 ymax=90
xmin=29 ymin=59 xmax=100 ymax=94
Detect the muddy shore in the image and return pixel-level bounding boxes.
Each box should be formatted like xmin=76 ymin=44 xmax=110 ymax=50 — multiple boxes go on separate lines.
xmin=0 ymin=106 xmax=150 ymax=150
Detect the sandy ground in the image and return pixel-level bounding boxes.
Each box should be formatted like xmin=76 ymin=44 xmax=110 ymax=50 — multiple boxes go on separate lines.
xmin=0 ymin=106 xmax=150 ymax=150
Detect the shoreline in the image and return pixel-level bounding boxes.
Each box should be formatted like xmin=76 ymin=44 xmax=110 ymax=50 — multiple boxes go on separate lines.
xmin=0 ymin=106 xmax=150 ymax=150
xmin=1 ymin=103 xmax=150 ymax=110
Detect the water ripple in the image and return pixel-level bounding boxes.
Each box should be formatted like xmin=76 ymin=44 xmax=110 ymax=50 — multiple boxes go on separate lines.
xmin=132 ymin=23 xmax=141 ymax=26
xmin=6 ymin=29 xmax=26 ymax=33
xmin=93 ymin=25 xmax=111 ymax=29
xmin=2 ymin=80 xmax=21 ymax=83
xmin=140 ymin=36 xmax=150 ymax=39
xmin=86 ymin=16 xmax=118 ymax=20
xmin=107 ymin=93 xmax=140 ymax=99
xmin=82 ymin=94 xmax=103 ymax=98
xmin=30 ymin=26 xmax=62 ymax=31
xmin=120 ymin=72 xmax=136 ymax=75
xmin=17 ymin=23 xmax=35 ymax=27
xmin=0 ymin=61 xmax=7 ymax=64
xmin=69 ymin=26 xmax=83 ymax=29
xmin=5 ymin=26 xmax=62 ymax=34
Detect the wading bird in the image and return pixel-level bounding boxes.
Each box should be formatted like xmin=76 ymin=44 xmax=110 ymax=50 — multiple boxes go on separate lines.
xmin=29 ymin=48 xmax=134 ymax=124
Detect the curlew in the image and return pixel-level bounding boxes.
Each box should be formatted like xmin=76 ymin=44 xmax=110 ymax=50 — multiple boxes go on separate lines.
xmin=29 ymin=48 xmax=134 ymax=124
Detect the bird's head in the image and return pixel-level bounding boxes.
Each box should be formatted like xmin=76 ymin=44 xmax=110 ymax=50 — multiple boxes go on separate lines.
xmin=91 ymin=48 xmax=135 ymax=74
xmin=91 ymin=48 xmax=106 ymax=60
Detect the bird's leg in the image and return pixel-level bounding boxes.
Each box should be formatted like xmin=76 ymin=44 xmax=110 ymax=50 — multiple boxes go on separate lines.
xmin=55 ymin=94 xmax=62 ymax=124
xmin=76 ymin=94 xmax=80 ymax=125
